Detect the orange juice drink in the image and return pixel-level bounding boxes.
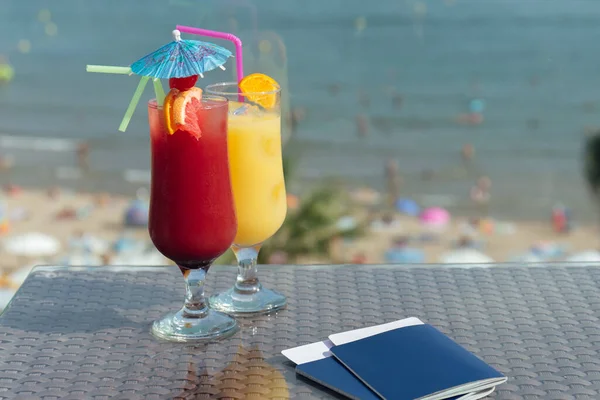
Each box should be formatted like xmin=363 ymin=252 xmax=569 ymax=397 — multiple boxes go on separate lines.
xmin=206 ymin=75 xmax=288 ymax=315
xmin=227 ymin=103 xmax=286 ymax=246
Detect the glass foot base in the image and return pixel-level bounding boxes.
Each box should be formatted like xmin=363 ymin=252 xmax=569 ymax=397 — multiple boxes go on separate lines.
xmin=209 ymin=286 xmax=287 ymax=316
xmin=151 ymin=308 xmax=238 ymax=342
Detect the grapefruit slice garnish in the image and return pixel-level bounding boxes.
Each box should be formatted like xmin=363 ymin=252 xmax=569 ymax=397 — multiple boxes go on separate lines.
xmin=238 ymin=73 xmax=279 ymax=109
xmin=163 ymin=87 xmax=203 ymax=138
xmin=172 ymin=87 xmax=203 ymax=139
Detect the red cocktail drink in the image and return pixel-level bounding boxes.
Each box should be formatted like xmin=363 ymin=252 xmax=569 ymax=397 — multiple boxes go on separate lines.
xmin=147 ymin=94 xmax=238 ymax=342
xmin=148 ymin=97 xmax=236 ymax=267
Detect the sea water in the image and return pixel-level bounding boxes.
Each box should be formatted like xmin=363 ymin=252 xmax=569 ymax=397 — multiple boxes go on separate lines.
xmin=0 ymin=0 xmax=599 ymax=220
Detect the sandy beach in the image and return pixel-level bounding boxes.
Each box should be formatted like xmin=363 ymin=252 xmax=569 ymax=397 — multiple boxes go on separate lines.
xmin=0 ymin=187 xmax=160 ymax=272
xmin=343 ymin=213 xmax=600 ymax=264
xmin=0 ymin=186 xmax=598 ymax=271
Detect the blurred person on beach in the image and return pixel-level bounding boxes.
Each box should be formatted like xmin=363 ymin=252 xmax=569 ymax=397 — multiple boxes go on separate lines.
xmin=529 ymin=75 xmax=539 ymax=88
xmin=327 ymin=83 xmax=341 ymax=96
xmin=391 ymin=90 xmax=403 ymax=110
xmin=456 ymin=112 xmax=483 ymax=126
xmin=385 ymin=159 xmax=401 ymax=207
xmin=358 ymin=89 xmax=370 ymax=108
xmin=76 ymin=142 xmax=90 ymax=171
xmin=457 ymin=98 xmax=485 ymax=126
xmin=470 ymin=76 xmax=481 ymax=93
xmin=470 ymin=176 xmax=492 ymax=216
xmin=356 ymin=114 xmax=369 ymax=137
xmin=460 ymin=143 xmax=481 ymax=177
xmin=456 ymin=91 xmax=485 ymax=126
xmin=456 ymin=235 xmax=476 ymax=249
xmin=583 ymin=101 xmax=597 ymax=113
xmin=421 ymin=168 xmax=435 ymax=181
xmin=47 ymin=186 xmax=61 ymax=200
xmin=352 ymin=252 xmax=367 ymax=264
xmin=461 ymin=144 xmax=474 ymax=165
xmin=527 ymin=118 xmax=540 ymax=130
xmin=419 ymin=145 xmax=478 ymax=182
xmin=0 ymin=154 xmax=14 ymax=173
xmin=289 ymin=107 xmax=305 ymax=136
xmin=101 ymin=253 xmax=113 ymax=265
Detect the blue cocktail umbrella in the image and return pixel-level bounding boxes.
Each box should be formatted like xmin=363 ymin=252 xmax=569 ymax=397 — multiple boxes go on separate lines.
xmin=130 ymin=29 xmax=232 ymax=79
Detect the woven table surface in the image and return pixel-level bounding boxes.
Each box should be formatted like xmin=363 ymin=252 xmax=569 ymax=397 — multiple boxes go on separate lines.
xmin=0 ymin=264 xmax=600 ymax=399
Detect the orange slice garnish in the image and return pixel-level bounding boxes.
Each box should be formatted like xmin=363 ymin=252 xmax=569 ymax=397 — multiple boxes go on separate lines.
xmin=239 ymin=73 xmax=279 ymax=109
xmin=163 ymin=89 xmax=179 ymax=135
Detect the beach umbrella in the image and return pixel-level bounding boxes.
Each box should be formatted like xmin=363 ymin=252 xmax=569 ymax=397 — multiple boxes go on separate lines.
xmin=4 ymin=232 xmax=60 ymax=257
xmin=395 ymin=198 xmax=420 ymax=217
xmin=439 ymin=248 xmax=494 ymax=264
xmin=384 ymin=247 xmax=425 ymax=264
xmin=124 ymin=199 xmax=149 ymax=227
xmin=420 ymin=207 xmax=450 ymax=229
xmin=564 ymin=251 xmax=600 ymax=263
xmin=530 ymin=242 xmax=566 ymax=260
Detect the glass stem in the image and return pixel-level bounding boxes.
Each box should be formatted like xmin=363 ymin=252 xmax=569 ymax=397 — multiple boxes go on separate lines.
xmin=179 ymin=264 xmax=210 ymax=319
xmin=232 ymin=244 xmax=262 ymax=295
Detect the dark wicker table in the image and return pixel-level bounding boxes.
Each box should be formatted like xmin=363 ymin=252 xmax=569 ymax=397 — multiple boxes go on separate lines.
xmin=1 ymin=264 xmax=600 ymax=399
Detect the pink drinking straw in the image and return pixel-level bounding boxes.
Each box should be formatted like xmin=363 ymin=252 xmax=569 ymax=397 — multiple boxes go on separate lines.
xmin=176 ymin=25 xmax=244 ymax=101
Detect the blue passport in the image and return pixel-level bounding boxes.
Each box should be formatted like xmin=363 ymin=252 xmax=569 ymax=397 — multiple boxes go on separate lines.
xmin=330 ymin=324 xmax=506 ymax=400
xmin=297 ymin=356 xmax=380 ymax=400
xmin=297 ymin=356 xmax=497 ymax=400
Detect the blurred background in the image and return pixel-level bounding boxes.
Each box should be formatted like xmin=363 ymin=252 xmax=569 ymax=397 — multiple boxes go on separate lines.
xmin=0 ymin=0 xmax=600 ymax=300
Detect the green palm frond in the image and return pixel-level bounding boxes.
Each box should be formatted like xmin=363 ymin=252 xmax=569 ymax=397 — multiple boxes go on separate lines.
xmin=259 ymin=183 xmax=366 ymax=264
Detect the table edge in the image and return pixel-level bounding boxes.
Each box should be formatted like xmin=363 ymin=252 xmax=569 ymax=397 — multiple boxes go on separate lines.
xmin=29 ymin=262 xmax=600 ymax=275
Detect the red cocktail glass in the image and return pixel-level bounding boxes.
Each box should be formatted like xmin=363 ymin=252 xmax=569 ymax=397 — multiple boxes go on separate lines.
xmin=148 ymin=95 xmax=238 ymax=342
